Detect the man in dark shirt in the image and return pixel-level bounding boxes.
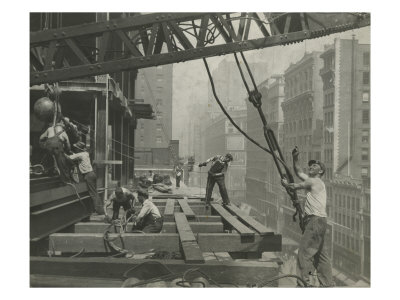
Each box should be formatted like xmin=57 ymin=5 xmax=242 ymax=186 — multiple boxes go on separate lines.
xmin=198 ymin=153 xmax=233 ymax=208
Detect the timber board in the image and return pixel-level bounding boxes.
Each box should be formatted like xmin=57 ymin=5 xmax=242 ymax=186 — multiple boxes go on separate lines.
xmin=211 ymin=204 xmax=255 ymax=237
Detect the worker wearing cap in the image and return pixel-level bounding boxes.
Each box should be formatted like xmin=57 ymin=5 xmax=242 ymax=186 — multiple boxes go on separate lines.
xmin=281 ymin=146 xmax=333 ymax=287
xmin=132 ymin=190 xmax=163 ymax=233
xmin=68 ymin=141 xmax=102 ymax=214
xmin=198 ymin=153 xmax=233 ymax=207
xmin=104 ymin=186 xmax=136 ymax=221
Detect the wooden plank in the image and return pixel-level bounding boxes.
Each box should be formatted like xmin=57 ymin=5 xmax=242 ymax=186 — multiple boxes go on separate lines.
xmin=225 ymin=204 xmax=274 ymax=236
xmin=74 ymin=222 xmax=223 ymax=234
xmin=163 ymin=199 xmax=175 ymax=218
xmin=49 ymin=232 xmax=282 ymax=253
xmin=214 ymin=252 xmax=233 ymax=262
xmin=31 ymin=274 xmax=123 ymax=287
xmin=211 ymin=204 xmax=255 ymax=237
xmin=89 ymin=214 xmax=220 ymax=223
xmin=174 ymin=213 xmax=204 ymax=263
xmin=177 ymin=199 xmax=196 ymax=220
xmin=30 ymin=256 xmax=280 ymax=286
xmin=174 ymin=213 xmax=196 ymax=242
xmin=93 ymin=160 xmax=123 ymax=165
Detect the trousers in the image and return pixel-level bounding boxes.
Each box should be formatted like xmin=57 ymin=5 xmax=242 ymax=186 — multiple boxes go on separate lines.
xmin=133 ymin=215 xmax=163 ymax=233
xmin=176 ymin=176 xmax=181 ymax=187
xmin=112 ymin=200 xmax=133 ymax=220
xmin=205 ymin=172 xmax=230 ymax=205
xmin=83 ymin=171 xmax=102 ymax=213
xmin=297 ymin=215 xmax=333 ymax=287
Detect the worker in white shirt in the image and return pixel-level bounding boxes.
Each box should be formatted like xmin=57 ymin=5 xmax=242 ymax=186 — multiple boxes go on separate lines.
xmin=69 ymin=141 xmax=102 ymax=214
xmin=132 ymin=189 xmax=163 ymax=233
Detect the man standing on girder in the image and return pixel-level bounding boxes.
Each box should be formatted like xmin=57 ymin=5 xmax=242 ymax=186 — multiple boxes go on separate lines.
xmin=198 ymin=153 xmax=233 ymax=208
xmin=281 ymin=146 xmax=333 ymax=287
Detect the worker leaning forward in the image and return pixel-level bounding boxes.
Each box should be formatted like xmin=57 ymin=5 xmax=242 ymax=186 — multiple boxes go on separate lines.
xmin=104 ymin=186 xmax=136 ymax=222
xmin=281 ymin=146 xmax=334 ymax=287
xmin=131 ymin=189 xmax=163 ymax=233
xmin=199 ymin=153 xmax=233 ymax=208
xmin=68 ymin=141 xmax=102 ymax=214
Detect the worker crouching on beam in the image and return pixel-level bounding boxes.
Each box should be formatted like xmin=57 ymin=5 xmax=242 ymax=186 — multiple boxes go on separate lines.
xmin=104 ymin=186 xmax=136 ymax=222
xmin=281 ymin=146 xmax=334 ymax=287
xmin=131 ymin=189 xmax=163 ymax=233
xmin=198 ymin=153 xmax=233 ymax=208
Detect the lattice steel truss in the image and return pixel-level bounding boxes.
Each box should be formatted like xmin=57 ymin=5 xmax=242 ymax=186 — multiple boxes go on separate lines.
xmin=30 ymin=12 xmax=370 ymax=85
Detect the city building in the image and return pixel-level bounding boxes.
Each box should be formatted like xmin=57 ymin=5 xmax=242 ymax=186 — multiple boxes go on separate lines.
xmin=207 ymin=58 xmax=268 ymax=119
xmin=245 ymin=76 xmax=285 ymax=232
xmin=134 ymin=64 xmax=178 ymax=169
xmin=320 ymin=37 xmax=370 ymax=281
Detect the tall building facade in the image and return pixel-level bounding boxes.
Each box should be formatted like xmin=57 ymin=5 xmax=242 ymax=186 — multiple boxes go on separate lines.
xmin=134 ymin=65 xmax=177 ymax=168
xmin=320 ymin=38 xmax=370 ymax=281
xmin=245 ymin=76 xmax=285 ymax=231
xmin=207 ymin=58 xmax=268 ymax=119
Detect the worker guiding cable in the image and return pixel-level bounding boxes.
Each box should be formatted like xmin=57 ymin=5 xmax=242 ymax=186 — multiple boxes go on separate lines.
xmin=198 ymin=153 xmax=233 ymax=209
xmin=281 ymin=146 xmax=333 ymax=287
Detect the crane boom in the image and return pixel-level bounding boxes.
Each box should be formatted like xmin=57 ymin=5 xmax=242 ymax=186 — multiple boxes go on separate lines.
xmin=30 ymin=12 xmax=370 ymax=85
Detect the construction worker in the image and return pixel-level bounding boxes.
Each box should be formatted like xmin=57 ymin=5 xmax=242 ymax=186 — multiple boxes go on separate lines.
xmin=132 ymin=189 xmax=163 ymax=233
xmin=104 ymin=186 xmax=136 ymax=222
xmin=198 ymin=153 xmax=233 ymax=208
xmin=68 ymin=141 xmax=102 ymax=214
xmin=281 ymin=146 xmax=333 ymax=287
xmin=174 ymin=164 xmax=183 ymax=188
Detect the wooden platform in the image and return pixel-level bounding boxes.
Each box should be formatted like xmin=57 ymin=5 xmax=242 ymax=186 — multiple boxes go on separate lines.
xmin=36 ymin=197 xmax=282 ymax=287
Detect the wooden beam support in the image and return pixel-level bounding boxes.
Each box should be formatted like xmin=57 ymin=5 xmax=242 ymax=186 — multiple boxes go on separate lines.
xmin=211 ymin=204 xmax=255 ymax=237
xmin=31 ymin=274 xmax=123 ymax=287
xmin=30 ymin=256 xmax=280 ymax=286
xmin=74 ymin=222 xmax=223 ymax=234
xmin=225 ymin=204 xmax=274 ymax=236
xmin=174 ymin=212 xmax=204 ymax=263
xmin=49 ymin=232 xmax=281 ymax=253
xmin=163 ymin=199 xmax=175 ymax=220
xmin=90 ymin=214 xmax=220 ymax=223
xmin=177 ymin=198 xmax=196 ymax=220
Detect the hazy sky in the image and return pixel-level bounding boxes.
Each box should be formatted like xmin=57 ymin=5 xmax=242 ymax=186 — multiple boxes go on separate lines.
xmin=171 ymin=26 xmax=370 ymax=140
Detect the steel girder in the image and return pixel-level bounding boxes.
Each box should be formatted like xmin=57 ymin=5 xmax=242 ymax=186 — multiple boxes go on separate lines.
xmin=30 ymin=12 xmax=370 ymax=85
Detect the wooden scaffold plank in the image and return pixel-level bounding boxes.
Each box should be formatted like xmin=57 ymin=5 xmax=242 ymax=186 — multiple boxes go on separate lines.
xmin=211 ymin=204 xmax=255 ymax=237
xmin=174 ymin=212 xmax=205 ymax=264
xmin=177 ymin=198 xmax=196 ymax=220
xmin=74 ymin=222 xmax=223 ymax=234
xmin=225 ymin=204 xmax=274 ymax=236
xmin=163 ymin=199 xmax=176 ymax=221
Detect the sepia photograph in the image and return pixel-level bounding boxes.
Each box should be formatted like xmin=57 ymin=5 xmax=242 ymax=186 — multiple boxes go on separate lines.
xmin=28 ymin=11 xmax=371 ymax=288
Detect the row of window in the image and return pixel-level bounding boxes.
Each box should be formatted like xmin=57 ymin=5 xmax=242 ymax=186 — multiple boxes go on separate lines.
xmin=324 ymin=92 xmax=334 ymax=106
xmin=335 ymin=212 xmax=360 ymax=232
xmin=285 ymin=69 xmax=313 ymax=99
xmin=335 ymin=194 xmax=361 ymax=211
xmin=324 ymin=111 xmax=334 ymax=127
xmin=334 ymin=230 xmax=360 ymax=253
xmin=283 ymin=118 xmax=313 ymax=133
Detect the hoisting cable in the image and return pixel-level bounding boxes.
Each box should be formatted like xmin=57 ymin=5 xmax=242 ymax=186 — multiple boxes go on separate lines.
xmin=233 ymin=51 xmax=304 ymax=232
xmin=203 ymin=58 xmax=273 ymax=156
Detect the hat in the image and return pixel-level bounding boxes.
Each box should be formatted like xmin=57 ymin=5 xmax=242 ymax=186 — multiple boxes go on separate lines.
xmin=308 ymin=160 xmax=326 ymax=176
xmin=137 ymin=188 xmax=149 ymax=198
xmin=73 ymin=141 xmax=86 ymax=151
xmin=225 ymin=153 xmax=233 ymax=161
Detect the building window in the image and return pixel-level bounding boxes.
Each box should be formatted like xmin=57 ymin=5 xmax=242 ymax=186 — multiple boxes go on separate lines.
xmin=355 ymin=239 xmax=359 ymax=252
xmin=363 ymin=72 xmax=370 ymax=85
xmin=156 ymin=136 xmax=162 ymax=143
xmin=362 ymin=131 xmax=369 ymax=143
xmin=347 ymin=197 xmax=350 ymax=209
xmin=362 ymin=148 xmax=369 ymax=161
xmin=362 ymin=92 xmax=370 ymax=102
xmin=352 ymin=197 xmax=355 ymax=210
xmin=356 ymin=198 xmax=360 ymax=211
xmin=363 ymin=52 xmax=370 ymax=66
xmin=362 ymin=110 xmax=370 ymax=124
xmin=361 ymin=167 xmax=369 ymax=177
xmin=140 ymin=136 xmax=144 ymax=142
xmin=140 ymin=122 xmax=144 ymax=129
